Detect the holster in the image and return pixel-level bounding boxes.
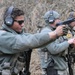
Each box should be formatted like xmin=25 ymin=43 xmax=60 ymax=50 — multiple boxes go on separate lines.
xmin=47 ymin=66 xmax=58 ymax=75
xmin=46 ymin=60 xmax=58 ymax=75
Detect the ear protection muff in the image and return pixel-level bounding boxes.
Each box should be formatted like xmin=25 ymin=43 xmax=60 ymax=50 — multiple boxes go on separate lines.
xmin=48 ymin=11 xmax=55 ymax=23
xmin=68 ymin=12 xmax=75 ymax=19
xmin=4 ymin=6 xmax=14 ymax=26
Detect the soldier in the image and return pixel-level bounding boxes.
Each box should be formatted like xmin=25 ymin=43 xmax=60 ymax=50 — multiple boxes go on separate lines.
xmin=38 ymin=10 xmax=75 ymax=75
xmin=67 ymin=11 xmax=75 ymax=75
xmin=0 ymin=6 xmax=67 ymax=75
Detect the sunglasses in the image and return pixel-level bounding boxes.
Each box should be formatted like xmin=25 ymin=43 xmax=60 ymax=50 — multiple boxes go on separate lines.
xmin=14 ymin=20 xmax=24 ymax=25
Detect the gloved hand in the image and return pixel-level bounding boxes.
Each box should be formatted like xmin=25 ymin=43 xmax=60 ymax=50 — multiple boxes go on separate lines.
xmin=63 ymin=26 xmax=68 ymax=35
xmin=55 ymin=25 xmax=66 ymax=37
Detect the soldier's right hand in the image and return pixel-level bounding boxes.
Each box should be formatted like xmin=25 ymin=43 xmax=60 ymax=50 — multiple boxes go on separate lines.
xmin=63 ymin=26 xmax=68 ymax=35
xmin=54 ymin=25 xmax=67 ymax=37
xmin=68 ymin=38 xmax=75 ymax=44
xmin=68 ymin=38 xmax=75 ymax=48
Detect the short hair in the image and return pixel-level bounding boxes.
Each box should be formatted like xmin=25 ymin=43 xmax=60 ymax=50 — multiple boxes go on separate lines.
xmin=11 ymin=8 xmax=24 ymax=19
xmin=4 ymin=7 xmax=25 ymax=20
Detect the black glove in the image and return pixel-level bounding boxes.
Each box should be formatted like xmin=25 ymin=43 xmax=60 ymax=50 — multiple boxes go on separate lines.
xmin=63 ymin=26 xmax=68 ymax=35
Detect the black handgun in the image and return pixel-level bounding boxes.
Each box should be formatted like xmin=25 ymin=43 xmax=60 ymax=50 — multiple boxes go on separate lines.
xmin=56 ymin=18 xmax=75 ymax=26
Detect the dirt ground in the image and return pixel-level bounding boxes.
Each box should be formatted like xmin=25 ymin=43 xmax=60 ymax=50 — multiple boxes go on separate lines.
xmin=30 ymin=49 xmax=42 ymax=75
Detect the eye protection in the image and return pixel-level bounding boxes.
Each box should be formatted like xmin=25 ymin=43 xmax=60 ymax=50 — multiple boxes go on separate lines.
xmin=14 ymin=20 xmax=24 ymax=25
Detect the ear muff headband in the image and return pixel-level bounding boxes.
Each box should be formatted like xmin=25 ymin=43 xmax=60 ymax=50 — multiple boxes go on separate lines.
xmin=4 ymin=6 xmax=14 ymax=26
xmin=48 ymin=11 xmax=55 ymax=23
xmin=6 ymin=6 xmax=14 ymax=16
xmin=68 ymin=12 xmax=75 ymax=19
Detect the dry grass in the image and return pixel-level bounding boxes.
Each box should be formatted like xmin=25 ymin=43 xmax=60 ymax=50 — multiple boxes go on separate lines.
xmin=1 ymin=0 xmax=75 ymax=75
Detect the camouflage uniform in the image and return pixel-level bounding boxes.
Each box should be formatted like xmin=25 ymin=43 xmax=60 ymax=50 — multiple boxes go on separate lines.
xmin=38 ymin=26 xmax=70 ymax=75
xmin=0 ymin=23 xmax=53 ymax=75
xmin=38 ymin=10 xmax=74 ymax=75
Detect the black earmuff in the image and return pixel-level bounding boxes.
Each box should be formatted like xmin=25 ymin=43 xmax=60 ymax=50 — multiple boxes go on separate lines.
xmin=68 ymin=12 xmax=75 ymax=19
xmin=48 ymin=11 xmax=55 ymax=23
xmin=4 ymin=6 xmax=14 ymax=26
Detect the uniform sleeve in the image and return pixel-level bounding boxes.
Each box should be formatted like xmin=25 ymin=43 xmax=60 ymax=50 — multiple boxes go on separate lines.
xmin=13 ymin=32 xmax=52 ymax=50
xmin=0 ymin=30 xmax=55 ymax=54
xmin=40 ymin=27 xmax=69 ymax=54
xmin=46 ymin=40 xmax=69 ymax=54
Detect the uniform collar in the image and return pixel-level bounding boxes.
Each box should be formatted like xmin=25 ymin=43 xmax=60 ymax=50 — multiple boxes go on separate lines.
xmin=1 ymin=24 xmax=24 ymax=34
